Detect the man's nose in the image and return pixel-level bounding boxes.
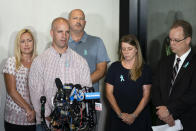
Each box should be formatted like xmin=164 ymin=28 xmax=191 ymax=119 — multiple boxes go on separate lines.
xmin=170 ymin=40 xmax=175 ymax=45
xmin=63 ymin=32 xmax=67 ymax=38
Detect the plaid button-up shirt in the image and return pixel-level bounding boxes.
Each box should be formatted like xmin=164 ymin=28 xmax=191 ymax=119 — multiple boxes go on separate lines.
xmin=29 ymin=47 xmax=92 ymax=124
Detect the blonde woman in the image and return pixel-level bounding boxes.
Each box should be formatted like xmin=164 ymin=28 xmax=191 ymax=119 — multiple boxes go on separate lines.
xmin=105 ymin=34 xmax=152 ymax=131
xmin=3 ymin=29 xmax=37 ymax=131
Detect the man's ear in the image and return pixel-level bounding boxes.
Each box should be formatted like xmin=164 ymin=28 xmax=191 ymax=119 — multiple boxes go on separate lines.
xmin=186 ymin=37 xmax=191 ymax=46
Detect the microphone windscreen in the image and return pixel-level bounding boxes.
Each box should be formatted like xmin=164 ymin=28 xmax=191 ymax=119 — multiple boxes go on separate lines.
xmin=40 ymin=96 xmax=46 ymax=104
xmin=55 ymin=78 xmax=63 ymax=90
xmin=74 ymin=84 xmax=82 ymax=89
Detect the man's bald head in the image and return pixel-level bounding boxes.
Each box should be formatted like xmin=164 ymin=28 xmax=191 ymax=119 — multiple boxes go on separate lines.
xmin=68 ymin=9 xmax=86 ymax=34
xmin=50 ymin=17 xmax=70 ymax=53
xmin=68 ymin=9 xmax=85 ymax=20
xmin=51 ymin=17 xmax=69 ymax=31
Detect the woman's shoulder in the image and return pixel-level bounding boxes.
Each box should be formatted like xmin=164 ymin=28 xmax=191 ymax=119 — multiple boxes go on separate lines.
xmin=143 ymin=63 xmax=151 ymax=69
xmin=142 ymin=64 xmax=152 ymax=74
xmin=5 ymin=57 xmax=16 ymax=66
xmin=3 ymin=57 xmax=16 ymax=75
xmin=109 ymin=61 xmax=121 ymax=68
xmin=7 ymin=56 xmax=16 ymax=62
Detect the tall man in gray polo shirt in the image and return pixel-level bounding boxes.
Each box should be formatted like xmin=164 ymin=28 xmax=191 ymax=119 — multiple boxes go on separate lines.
xmin=68 ymin=9 xmax=110 ymax=92
xmin=68 ymin=9 xmax=110 ymax=131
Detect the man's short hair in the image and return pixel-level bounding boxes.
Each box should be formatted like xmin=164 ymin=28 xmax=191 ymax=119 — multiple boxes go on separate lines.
xmin=51 ymin=17 xmax=69 ymax=30
xmin=170 ymin=20 xmax=192 ymax=38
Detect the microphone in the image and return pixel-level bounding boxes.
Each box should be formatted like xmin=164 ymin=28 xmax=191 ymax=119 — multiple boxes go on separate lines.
xmin=85 ymin=92 xmax=100 ymax=100
xmin=40 ymin=96 xmax=46 ymax=119
xmin=40 ymin=96 xmax=46 ymax=104
xmin=83 ymin=86 xmax=100 ymax=100
xmin=69 ymin=85 xmax=100 ymax=101
xmin=55 ymin=78 xmax=63 ymax=90
xmin=75 ymin=84 xmax=82 ymax=90
xmin=69 ymin=87 xmax=85 ymax=103
xmin=40 ymin=96 xmax=51 ymax=131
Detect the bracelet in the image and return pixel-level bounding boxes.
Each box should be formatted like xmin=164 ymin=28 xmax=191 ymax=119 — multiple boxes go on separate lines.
xmin=118 ymin=112 xmax=122 ymax=118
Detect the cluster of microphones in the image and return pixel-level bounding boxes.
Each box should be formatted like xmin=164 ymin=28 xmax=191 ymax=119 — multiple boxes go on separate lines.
xmin=40 ymin=78 xmax=100 ymax=131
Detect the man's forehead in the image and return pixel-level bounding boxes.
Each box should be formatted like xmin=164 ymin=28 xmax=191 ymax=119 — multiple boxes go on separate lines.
xmin=170 ymin=27 xmax=184 ymax=35
xmin=54 ymin=21 xmax=68 ymax=28
xmin=71 ymin=10 xmax=85 ymax=17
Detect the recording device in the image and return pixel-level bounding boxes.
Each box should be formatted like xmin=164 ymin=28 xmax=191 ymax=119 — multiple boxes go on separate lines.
xmin=40 ymin=78 xmax=100 ymax=131
xmin=40 ymin=96 xmax=51 ymax=131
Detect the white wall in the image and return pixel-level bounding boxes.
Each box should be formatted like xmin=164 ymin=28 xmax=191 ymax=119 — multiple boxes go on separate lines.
xmin=0 ymin=0 xmax=119 ymax=130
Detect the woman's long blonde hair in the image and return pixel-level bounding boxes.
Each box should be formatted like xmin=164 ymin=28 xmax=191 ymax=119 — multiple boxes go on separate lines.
xmin=14 ymin=29 xmax=37 ymax=70
xmin=119 ymin=34 xmax=144 ymax=81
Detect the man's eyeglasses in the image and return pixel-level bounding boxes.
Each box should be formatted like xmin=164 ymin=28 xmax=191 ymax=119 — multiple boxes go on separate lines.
xmin=166 ymin=36 xmax=188 ymax=43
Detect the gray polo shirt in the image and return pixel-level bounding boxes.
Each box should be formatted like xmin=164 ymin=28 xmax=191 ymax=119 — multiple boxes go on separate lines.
xmin=68 ymin=32 xmax=110 ymax=91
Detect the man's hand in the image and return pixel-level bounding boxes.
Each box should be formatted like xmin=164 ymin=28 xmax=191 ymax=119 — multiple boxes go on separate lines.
xmin=161 ymin=115 xmax=175 ymax=126
xmin=156 ymin=106 xmax=170 ymax=119
xmin=156 ymin=106 xmax=175 ymax=126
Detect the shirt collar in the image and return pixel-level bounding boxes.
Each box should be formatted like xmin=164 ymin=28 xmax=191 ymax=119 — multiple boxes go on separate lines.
xmin=50 ymin=46 xmax=71 ymax=56
xmin=69 ymin=32 xmax=88 ymax=44
xmin=175 ymin=48 xmax=191 ymax=64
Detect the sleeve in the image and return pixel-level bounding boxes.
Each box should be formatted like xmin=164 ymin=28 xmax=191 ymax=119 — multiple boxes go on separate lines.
xmin=104 ymin=63 xmax=115 ymax=85
xmin=96 ymin=38 xmax=110 ymax=64
xmin=3 ymin=57 xmax=16 ymax=76
xmin=143 ymin=65 xmax=152 ymax=85
xmin=29 ymin=57 xmax=49 ymax=122
xmin=79 ymin=58 xmax=92 ymax=87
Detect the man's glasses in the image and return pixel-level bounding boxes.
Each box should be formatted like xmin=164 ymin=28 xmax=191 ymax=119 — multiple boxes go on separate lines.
xmin=166 ymin=36 xmax=188 ymax=43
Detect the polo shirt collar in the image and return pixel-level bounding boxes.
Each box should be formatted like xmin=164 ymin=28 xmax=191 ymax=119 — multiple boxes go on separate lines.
xmin=69 ymin=32 xmax=88 ymax=44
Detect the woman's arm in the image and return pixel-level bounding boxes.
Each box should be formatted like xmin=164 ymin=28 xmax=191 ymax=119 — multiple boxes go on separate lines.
xmin=4 ymin=73 xmax=35 ymax=122
xmin=106 ymin=83 xmax=122 ymax=117
xmin=125 ymin=84 xmax=151 ymax=125
xmin=133 ymin=84 xmax=151 ymax=116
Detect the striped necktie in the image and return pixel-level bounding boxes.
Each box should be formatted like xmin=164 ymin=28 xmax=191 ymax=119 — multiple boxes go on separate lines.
xmin=169 ymin=58 xmax=181 ymax=95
